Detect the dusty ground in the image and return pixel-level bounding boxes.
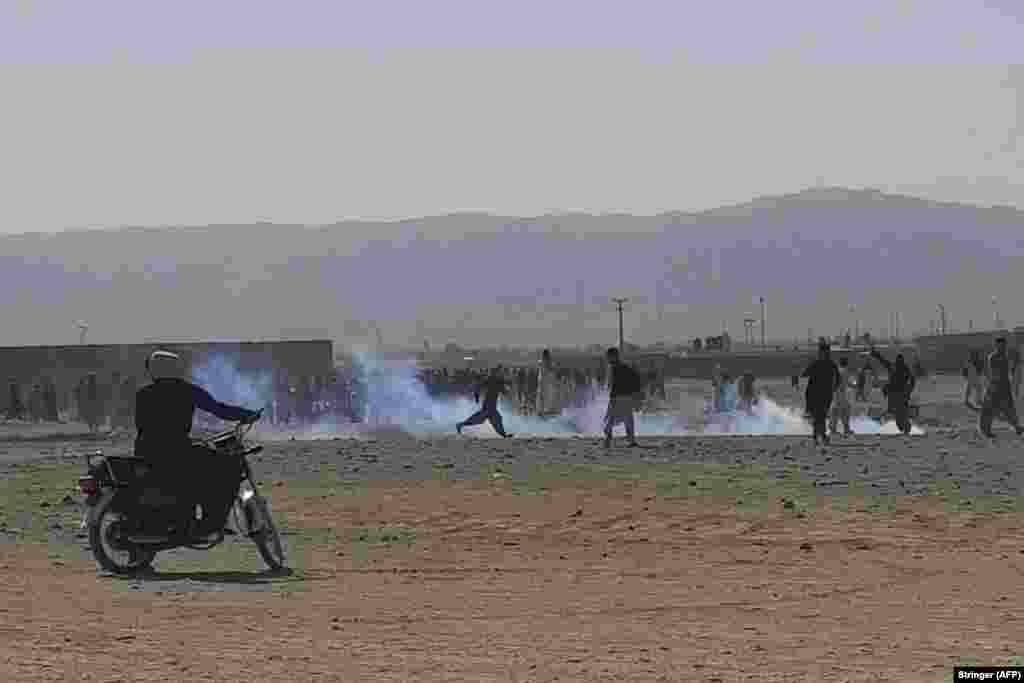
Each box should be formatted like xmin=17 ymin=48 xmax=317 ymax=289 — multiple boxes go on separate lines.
xmin=1 ymin=375 xmax=1023 ymax=682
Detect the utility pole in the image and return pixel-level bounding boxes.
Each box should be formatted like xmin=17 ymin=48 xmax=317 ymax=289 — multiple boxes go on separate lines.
xmin=759 ymin=297 xmax=766 ymax=350
xmin=612 ymin=298 xmax=629 ymax=352
xmin=937 ymin=304 xmax=946 ymax=335
xmin=367 ymin=322 xmax=384 ymax=351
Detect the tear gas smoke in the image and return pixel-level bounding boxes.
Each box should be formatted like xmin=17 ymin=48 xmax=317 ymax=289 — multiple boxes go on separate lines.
xmin=188 ymin=352 xmax=924 ymax=439
xmin=700 ymin=394 xmax=925 ymax=436
xmin=188 ymin=354 xmax=273 ymax=422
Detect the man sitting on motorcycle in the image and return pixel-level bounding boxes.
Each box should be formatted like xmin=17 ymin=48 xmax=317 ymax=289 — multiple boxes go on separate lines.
xmin=134 ymin=350 xmax=261 ymax=538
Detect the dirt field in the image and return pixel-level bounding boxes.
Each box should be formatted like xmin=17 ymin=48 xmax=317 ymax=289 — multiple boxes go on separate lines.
xmin=2 ymin=375 xmax=1023 ymax=681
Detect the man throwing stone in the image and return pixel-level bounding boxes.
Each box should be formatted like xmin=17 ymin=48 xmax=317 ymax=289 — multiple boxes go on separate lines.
xmin=457 ymin=366 xmax=514 ymax=438
xmin=603 ymin=347 xmax=644 ymax=448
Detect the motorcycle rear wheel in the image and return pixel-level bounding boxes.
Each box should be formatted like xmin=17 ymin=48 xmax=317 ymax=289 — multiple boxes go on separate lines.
xmin=88 ymin=502 xmax=156 ymax=575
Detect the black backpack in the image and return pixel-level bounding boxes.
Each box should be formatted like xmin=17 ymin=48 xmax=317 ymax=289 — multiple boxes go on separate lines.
xmin=624 ymin=365 xmax=645 ymax=394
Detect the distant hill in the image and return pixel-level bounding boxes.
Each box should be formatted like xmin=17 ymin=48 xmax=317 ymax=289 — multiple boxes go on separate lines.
xmin=3 ymin=187 xmax=1022 ymax=349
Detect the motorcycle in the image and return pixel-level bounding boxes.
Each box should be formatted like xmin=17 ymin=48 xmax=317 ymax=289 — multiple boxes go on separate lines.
xmin=76 ymin=416 xmax=286 ymax=575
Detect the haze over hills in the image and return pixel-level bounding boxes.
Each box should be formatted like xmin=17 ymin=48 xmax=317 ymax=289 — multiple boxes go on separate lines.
xmin=4 ymin=187 xmax=1023 ymax=350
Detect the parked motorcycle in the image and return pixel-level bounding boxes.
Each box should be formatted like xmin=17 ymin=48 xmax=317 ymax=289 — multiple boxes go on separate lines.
xmin=77 ymin=417 xmax=285 ymax=574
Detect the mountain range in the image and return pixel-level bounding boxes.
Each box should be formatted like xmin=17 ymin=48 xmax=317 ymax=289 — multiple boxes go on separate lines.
xmin=3 ymin=187 xmax=1022 ymax=349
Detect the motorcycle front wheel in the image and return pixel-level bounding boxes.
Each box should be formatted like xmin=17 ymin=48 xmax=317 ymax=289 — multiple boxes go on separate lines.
xmin=88 ymin=501 xmax=156 ymax=575
xmin=247 ymin=495 xmax=286 ymax=571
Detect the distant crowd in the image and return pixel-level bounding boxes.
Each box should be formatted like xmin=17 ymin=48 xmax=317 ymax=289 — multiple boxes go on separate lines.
xmin=2 ymin=356 xmax=671 ymax=433
xmin=3 ymin=371 xmax=356 ymax=433
xmin=416 ymin=358 xmax=668 ymax=414
xmin=5 ymin=373 xmax=139 ymax=433
xmin=10 ymin=344 xmax=1015 ymax=436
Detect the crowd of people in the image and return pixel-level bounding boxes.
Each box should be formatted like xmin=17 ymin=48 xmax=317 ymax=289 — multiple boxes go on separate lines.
xmin=702 ymin=343 xmax=927 ymax=445
xmin=783 ymin=336 xmax=1023 ymax=445
xmin=3 ymin=370 xmax=359 ymax=433
xmin=7 ymin=340 xmax=1022 ymax=442
xmin=4 ymin=373 xmax=138 ymax=433
xmin=789 ymin=342 xmax=927 ymax=445
xmin=417 ymin=352 xmax=668 ymax=416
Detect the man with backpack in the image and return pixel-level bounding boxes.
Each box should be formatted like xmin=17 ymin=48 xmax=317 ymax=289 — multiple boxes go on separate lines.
xmin=603 ymin=347 xmax=644 ymax=448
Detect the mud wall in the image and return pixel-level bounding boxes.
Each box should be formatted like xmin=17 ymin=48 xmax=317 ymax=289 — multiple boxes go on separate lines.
xmin=0 ymin=340 xmax=333 ymax=415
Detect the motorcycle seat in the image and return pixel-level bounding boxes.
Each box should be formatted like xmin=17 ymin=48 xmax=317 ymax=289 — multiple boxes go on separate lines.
xmin=98 ymin=455 xmax=151 ymax=485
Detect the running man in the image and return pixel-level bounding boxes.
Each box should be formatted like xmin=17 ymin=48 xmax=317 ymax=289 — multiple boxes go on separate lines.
xmin=456 ymin=366 xmax=514 ymax=438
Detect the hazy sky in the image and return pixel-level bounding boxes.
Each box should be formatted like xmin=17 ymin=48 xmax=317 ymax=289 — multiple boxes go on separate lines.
xmin=1 ymin=0 xmax=1022 ymax=233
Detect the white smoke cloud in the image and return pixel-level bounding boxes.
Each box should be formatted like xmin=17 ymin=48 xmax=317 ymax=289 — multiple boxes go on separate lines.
xmin=188 ymin=353 xmax=273 ymax=419
xmin=699 ymin=394 xmax=925 ymax=436
xmin=188 ymin=351 xmax=924 ymax=439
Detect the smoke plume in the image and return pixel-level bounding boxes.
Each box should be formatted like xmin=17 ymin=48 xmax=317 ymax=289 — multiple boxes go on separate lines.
xmin=185 ymin=351 xmax=923 ymax=439
xmin=188 ymin=353 xmax=273 ymax=428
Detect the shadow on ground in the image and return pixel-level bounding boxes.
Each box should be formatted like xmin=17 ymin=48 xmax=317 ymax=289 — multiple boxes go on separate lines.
xmin=107 ymin=567 xmax=296 ymax=585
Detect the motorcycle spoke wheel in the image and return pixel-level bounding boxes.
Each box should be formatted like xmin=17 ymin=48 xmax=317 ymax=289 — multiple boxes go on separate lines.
xmin=90 ymin=508 xmax=155 ymax=575
xmin=250 ymin=497 xmax=286 ymax=571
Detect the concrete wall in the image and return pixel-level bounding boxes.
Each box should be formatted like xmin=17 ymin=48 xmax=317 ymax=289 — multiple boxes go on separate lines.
xmin=915 ymin=330 xmax=1024 ymax=373
xmin=0 ymin=340 xmax=333 ymax=415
